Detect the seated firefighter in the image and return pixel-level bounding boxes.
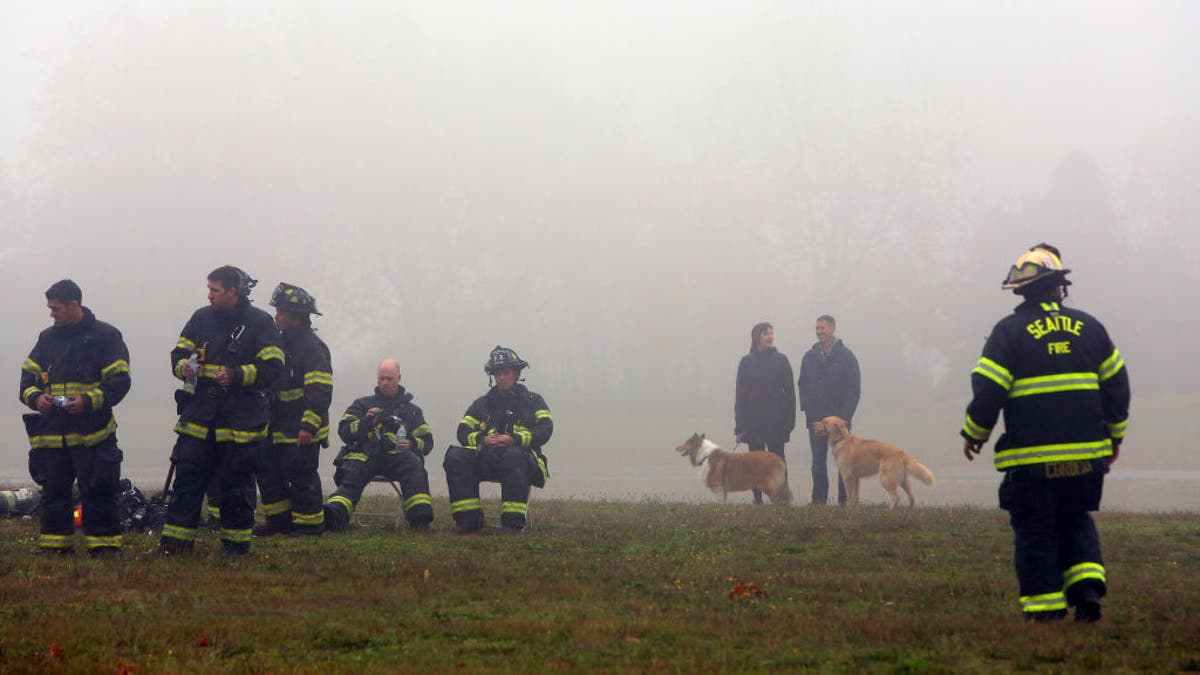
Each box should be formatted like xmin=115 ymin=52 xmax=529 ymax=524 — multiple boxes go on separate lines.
xmin=443 ymin=346 xmax=553 ymax=533
xmin=322 ymin=359 xmax=434 ymax=532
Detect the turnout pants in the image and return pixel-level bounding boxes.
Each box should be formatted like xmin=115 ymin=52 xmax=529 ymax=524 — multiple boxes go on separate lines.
xmin=160 ymin=431 xmax=261 ymax=555
xmin=257 ymin=441 xmax=324 ymax=532
xmin=444 ymin=445 xmax=535 ymax=531
xmin=324 ymin=450 xmax=432 ymax=531
xmin=999 ymin=466 xmax=1107 ymax=618
xmin=35 ymin=437 xmax=123 ymax=554
xmin=808 ymin=426 xmax=847 ymax=505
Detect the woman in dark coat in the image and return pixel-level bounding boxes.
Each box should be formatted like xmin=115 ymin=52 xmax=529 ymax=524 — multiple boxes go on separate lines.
xmin=734 ymin=322 xmax=796 ymax=503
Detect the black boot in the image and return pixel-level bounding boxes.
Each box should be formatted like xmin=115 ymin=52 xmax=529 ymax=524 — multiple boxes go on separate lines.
xmin=158 ymin=538 xmax=194 ymax=556
xmin=1025 ymin=609 xmax=1068 ymax=623
xmin=252 ymin=516 xmax=292 ymax=537
xmin=1075 ymin=589 xmax=1103 ymax=623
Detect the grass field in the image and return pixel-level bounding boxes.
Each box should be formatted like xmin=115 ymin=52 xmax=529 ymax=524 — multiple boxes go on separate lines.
xmin=1 ymin=497 xmax=1198 ymax=673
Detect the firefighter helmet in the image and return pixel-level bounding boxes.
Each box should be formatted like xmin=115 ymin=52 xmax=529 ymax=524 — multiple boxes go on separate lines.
xmin=484 ymin=346 xmax=529 ymax=375
xmin=1001 ymin=243 xmax=1072 ymax=293
xmin=269 ymin=282 xmax=322 ymax=315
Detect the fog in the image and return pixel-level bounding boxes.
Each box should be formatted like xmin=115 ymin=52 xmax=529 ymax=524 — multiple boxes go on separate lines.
xmin=3 ymin=2 xmax=1198 ymax=510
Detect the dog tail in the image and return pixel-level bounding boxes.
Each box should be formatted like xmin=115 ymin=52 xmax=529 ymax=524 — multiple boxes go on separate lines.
xmin=906 ymin=459 xmax=935 ymax=486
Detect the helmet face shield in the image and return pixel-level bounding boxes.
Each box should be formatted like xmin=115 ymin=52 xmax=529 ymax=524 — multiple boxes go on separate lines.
xmin=1002 ymin=246 xmax=1071 ymax=291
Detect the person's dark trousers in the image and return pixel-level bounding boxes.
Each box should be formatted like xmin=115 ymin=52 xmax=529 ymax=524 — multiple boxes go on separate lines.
xmin=444 ymin=445 xmax=533 ymax=531
xmin=160 ymin=432 xmax=260 ymax=555
xmin=808 ymin=426 xmax=846 ymax=505
xmin=324 ymin=451 xmax=433 ymax=531
xmin=204 ymin=475 xmax=222 ymax=528
xmin=257 ymin=442 xmax=324 ymax=533
xmin=37 ymin=438 xmax=123 ymax=555
xmin=749 ymin=441 xmax=786 ymax=504
xmin=1000 ymin=467 xmax=1107 ymax=619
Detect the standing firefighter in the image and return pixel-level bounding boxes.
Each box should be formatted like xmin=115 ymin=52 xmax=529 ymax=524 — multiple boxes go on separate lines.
xmin=19 ymin=280 xmax=131 ymax=556
xmin=322 ymin=359 xmax=434 ymax=532
xmin=444 ymin=346 xmax=553 ymax=533
xmin=160 ymin=266 xmax=284 ymax=556
xmin=962 ymin=244 xmax=1130 ymax=622
xmin=253 ymin=283 xmax=333 ymax=537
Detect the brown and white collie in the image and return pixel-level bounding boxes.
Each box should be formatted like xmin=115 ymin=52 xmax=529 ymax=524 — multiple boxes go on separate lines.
xmin=675 ymin=433 xmax=792 ymax=504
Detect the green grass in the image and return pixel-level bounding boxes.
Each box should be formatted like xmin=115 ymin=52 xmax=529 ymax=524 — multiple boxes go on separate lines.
xmin=1 ymin=498 xmax=1198 ymax=673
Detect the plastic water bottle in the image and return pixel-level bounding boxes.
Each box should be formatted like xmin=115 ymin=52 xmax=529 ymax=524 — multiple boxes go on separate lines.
xmin=395 ymin=423 xmax=407 ymax=443
xmin=183 ymin=353 xmax=200 ymax=394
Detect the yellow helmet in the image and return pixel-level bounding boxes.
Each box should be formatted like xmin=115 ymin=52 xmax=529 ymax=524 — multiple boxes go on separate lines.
xmin=1002 ymin=243 xmax=1071 ymax=292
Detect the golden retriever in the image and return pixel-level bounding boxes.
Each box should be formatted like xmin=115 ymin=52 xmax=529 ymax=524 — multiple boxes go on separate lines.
xmin=811 ymin=416 xmax=935 ymax=508
xmin=675 ymin=433 xmax=792 ymax=504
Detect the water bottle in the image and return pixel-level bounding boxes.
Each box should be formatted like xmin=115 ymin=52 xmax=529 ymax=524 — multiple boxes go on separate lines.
xmin=183 ymin=353 xmax=200 ymax=394
xmin=395 ymin=423 xmax=407 ymax=443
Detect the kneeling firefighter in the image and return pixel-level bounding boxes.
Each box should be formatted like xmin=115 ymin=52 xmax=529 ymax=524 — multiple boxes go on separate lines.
xmin=443 ymin=346 xmax=553 ymax=533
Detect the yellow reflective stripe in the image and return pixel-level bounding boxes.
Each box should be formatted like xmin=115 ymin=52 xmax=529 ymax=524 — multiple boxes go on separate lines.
xmin=501 ymin=501 xmax=528 ymax=516
xmin=292 ymin=510 xmax=324 ymax=526
xmin=972 ymin=357 xmax=1013 ymax=390
xmin=221 ymin=528 xmax=252 ymax=543
xmin=22 ymin=358 xmax=43 ymax=375
xmin=200 ymin=364 xmax=225 ymax=378
xmin=39 ymin=533 xmax=73 ymax=548
xmin=411 ymin=423 xmax=431 ymax=438
xmin=272 ymin=426 xmax=329 ymax=445
xmin=1107 ymin=419 xmax=1128 ymax=440
xmin=466 ymin=431 xmax=480 ymax=449
xmin=303 ymin=371 xmax=333 ymax=386
xmin=86 ymin=388 xmax=105 ymax=410
xmin=22 ymin=386 xmax=42 ymax=405
xmin=1062 ymin=562 xmax=1105 ymax=589
xmin=175 ymin=337 xmax=196 ymax=352
xmin=174 ymin=421 xmax=210 ymax=440
xmin=206 ymin=505 xmax=221 ymax=518
xmin=1020 ymin=591 xmax=1067 ymax=613
xmin=162 ymin=524 xmax=197 ymax=542
xmin=101 ymin=359 xmax=130 ymax=378
xmin=1098 ymin=348 xmax=1125 ymax=382
xmin=962 ymin=414 xmax=991 ymax=441
xmin=278 ymin=388 xmax=304 ymax=402
xmin=404 ymin=493 xmax=432 ymax=510
xmin=345 ymin=452 xmax=369 ymax=462
xmin=240 ymin=364 xmax=258 ymax=386
xmin=1008 ymin=372 xmax=1099 ymax=398
xmin=329 ymin=495 xmax=354 ymax=516
xmin=513 ymin=425 xmax=532 ymax=448
xmin=994 ymin=440 xmax=1112 ymax=470
xmin=1039 ymin=302 xmax=1061 ymax=312
xmin=257 ymin=345 xmax=285 ymax=363
xmin=301 ymin=410 xmax=323 ymax=428
xmin=174 ymin=358 xmax=188 ymax=379
xmin=85 ymin=534 xmax=122 ymax=549
xmin=29 ymin=417 xmax=118 ymax=448
xmin=262 ymin=499 xmax=292 ymax=517
xmin=533 ymin=453 xmax=548 ymax=482
xmin=450 ymin=498 xmax=481 ymax=514
xmin=461 ymin=415 xmax=482 ymax=430
xmin=213 ymin=426 xmax=269 ymax=444
xmin=45 ymin=381 xmax=102 ymax=396
xmin=534 ymin=409 xmax=552 ymax=421
xmin=414 ymin=436 xmax=426 ymax=453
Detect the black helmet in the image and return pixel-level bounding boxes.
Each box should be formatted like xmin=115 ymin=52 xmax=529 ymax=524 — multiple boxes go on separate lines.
xmin=484 ymin=346 xmax=529 ymax=375
xmin=269 ymin=282 xmax=322 ymax=315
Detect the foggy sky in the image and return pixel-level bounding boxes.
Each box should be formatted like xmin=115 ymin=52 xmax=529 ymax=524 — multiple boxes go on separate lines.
xmin=2 ymin=2 xmax=1198 ymax=509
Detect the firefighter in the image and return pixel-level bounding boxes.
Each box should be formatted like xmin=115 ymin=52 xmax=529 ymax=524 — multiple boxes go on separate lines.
xmin=962 ymin=244 xmax=1130 ymax=622
xmin=159 ymin=266 xmax=284 ymax=556
xmin=19 ymin=280 xmax=131 ymax=557
xmin=322 ymin=359 xmax=434 ymax=532
xmin=253 ymin=283 xmax=333 ymax=537
xmin=444 ymin=346 xmax=553 ymax=534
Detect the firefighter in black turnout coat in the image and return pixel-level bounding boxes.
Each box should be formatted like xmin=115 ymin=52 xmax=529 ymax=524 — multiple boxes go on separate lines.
xmin=962 ymin=244 xmax=1130 ymax=622
xmin=444 ymin=347 xmax=553 ymax=533
xmin=253 ymin=283 xmax=333 ymax=537
xmin=160 ymin=266 xmax=284 ymax=556
xmin=19 ymin=280 xmax=131 ymax=556
xmin=322 ymin=359 xmax=434 ymax=531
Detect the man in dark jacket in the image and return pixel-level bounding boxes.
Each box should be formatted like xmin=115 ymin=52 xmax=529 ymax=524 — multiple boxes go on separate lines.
xmin=322 ymin=359 xmax=434 ymax=532
xmin=962 ymin=244 xmax=1129 ymax=623
xmin=19 ymin=279 xmax=130 ymax=557
xmin=444 ymin=346 xmax=552 ymax=533
xmin=254 ymin=283 xmax=333 ymax=537
xmin=159 ymin=266 xmax=284 ymax=556
xmin=798 ymin=314 xmax=860 ymax=505
xmin=735 ymin=322 xmax=796 ymax=504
